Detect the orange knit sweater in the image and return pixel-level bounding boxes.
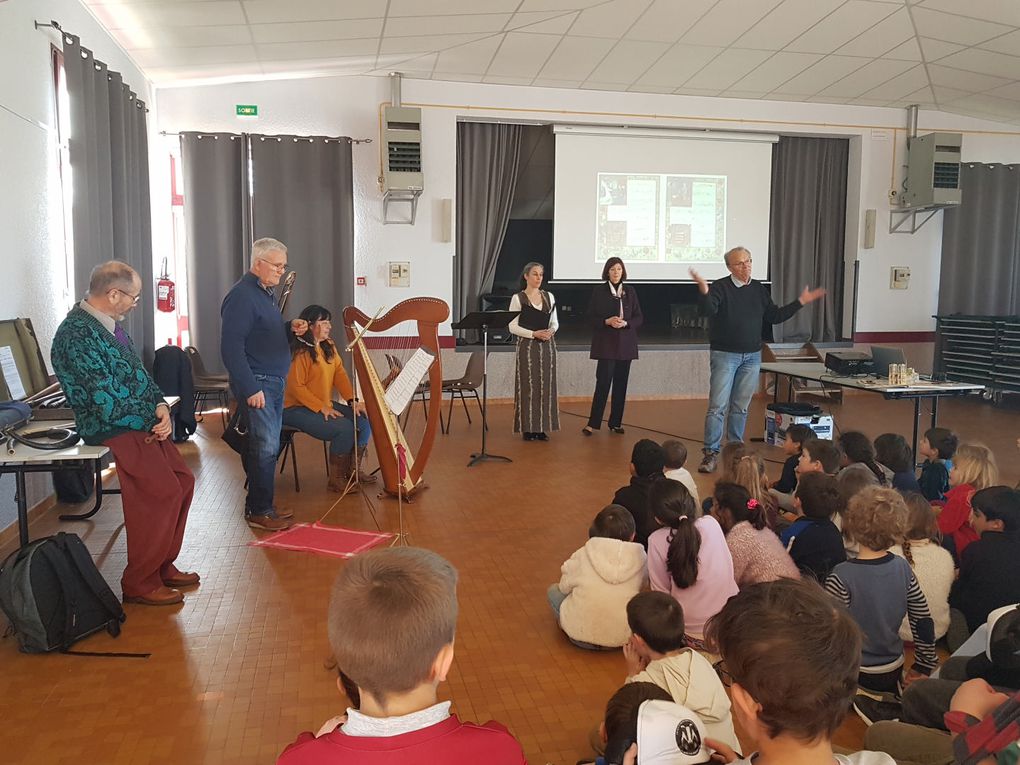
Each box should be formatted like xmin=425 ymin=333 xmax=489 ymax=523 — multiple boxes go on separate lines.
xmin=283 ymin=342 xmax=355 ymax=412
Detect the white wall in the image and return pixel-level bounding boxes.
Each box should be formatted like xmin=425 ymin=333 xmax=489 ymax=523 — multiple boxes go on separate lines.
xmin=157 ymin=74 xmax=1020 ymax=337
xmin=0 ymin=0 xmax=156 ymax=533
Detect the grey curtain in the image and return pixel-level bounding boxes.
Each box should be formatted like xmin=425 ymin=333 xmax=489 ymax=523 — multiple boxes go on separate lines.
xmin=249 ymin=135 xmax=355 ymax=331
xmin=63 ymin=34 xmax=155 ymax=363
xmin=939 ymin=163 xmax=1020 ymax=315
xmin=769 ymin=136 xmax=848 ymax=342
xmin=455 ymin=122 xmax=524 ymax=323
xmin=180 ymin=133 xmax=251 ymax=376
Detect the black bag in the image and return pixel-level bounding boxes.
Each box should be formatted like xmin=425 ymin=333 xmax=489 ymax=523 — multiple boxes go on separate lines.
xmin=0 ymin=532 xmax=127 ymax=654
xmin=53 ymin=466 xmax=95 ymax=504
xmin=221 ymin=406 xmax=249 ymax=456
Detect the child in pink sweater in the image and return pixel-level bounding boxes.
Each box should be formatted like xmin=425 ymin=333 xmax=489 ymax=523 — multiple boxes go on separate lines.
xmin=712 ymin=482 xmax=799 ymax=588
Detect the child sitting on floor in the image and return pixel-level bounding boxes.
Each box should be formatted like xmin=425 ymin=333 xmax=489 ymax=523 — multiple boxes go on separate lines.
xmin=647 ymin=479 xmax=738 ymax=650
xmin=277 ymin=547 xmax=526 ymax=765
xmin=948 ymin=487 xmax=1020 ymax=651
xmin=838 ymin=431 xmax=892 ymax=489
xmin=662 ymin=439 xmax=701 ymax=508
xmin=917 ymin=426 xmax=958 ymax=502
xmin=782 ymin=472 xmax=847 ymax=582
xmin=773 ymin=423 xmax=816 ymax=495
xmin=798 ymin=438 xmax=843 ymax=477
xmin=702 ymin=578 xmax=895 ymax=765
xmin=732 ymin=453 xmax=780 ymax=530
xmin=622 ymin=591 xmax=741 ymax=753
xmin=874 ymin=433 xmax=922 ymax=494
xmin=890 ymin=492 xmax=954 ymax=643
xmin=938 ymin=442 xmax=1000 ymax=561
xmin=613 ymin=439 xmax=670 ymax=548
xmin=711 ymin=482 xmax=798 ymax=587
xmin=824 ymin=487 xmax=938 ymax=702
xmin=548 ymin=504 xmax=648 ymax=650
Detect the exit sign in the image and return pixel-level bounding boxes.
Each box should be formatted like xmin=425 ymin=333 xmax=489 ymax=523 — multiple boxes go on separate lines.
xmin=236 ymin=104 xmax=258 ymax=117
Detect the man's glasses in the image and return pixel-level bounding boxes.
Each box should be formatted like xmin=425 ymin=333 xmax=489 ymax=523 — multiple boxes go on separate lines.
xmin=259 ymin=258 xmax=288 ymax=272
xmin=109 ymin=288 xmax=141 ymax=305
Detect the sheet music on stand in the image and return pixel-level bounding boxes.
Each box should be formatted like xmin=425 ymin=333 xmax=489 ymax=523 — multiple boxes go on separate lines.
xmin=384 ymin=347 xmax=436 ymax=415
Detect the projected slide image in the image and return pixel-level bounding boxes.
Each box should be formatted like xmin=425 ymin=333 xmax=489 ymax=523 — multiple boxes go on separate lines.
xmin=596 ymin=172 xmax=726 ymax=265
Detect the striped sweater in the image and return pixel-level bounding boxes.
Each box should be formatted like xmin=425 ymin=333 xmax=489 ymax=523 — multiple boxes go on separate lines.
xmin=825 ymin=553 xmax=937 ymax=675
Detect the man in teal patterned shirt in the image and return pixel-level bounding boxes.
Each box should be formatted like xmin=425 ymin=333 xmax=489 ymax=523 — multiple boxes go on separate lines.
xmin=51 ymin=261 xmax=198 ymax=606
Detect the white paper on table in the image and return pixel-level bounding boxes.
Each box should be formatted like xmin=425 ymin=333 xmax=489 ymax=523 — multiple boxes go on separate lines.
xmin=0 ymin=346 xmax=26 ymax=399
xmin=384 ymin=347 xmax=436 ymax=416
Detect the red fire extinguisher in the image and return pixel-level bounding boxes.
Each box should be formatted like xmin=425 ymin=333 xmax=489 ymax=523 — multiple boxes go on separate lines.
xmin=156 ymin=258 xmax=176 ymax=313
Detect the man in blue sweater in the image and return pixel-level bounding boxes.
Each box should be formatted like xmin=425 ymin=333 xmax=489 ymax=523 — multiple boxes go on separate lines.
xmin=221 ymin=238 xmax=307 ymax=530
xmin=690 ymin=247 xmax=826 ymax=473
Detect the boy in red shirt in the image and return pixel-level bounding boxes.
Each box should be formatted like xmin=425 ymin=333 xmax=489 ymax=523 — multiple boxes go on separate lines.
xmin=277 ymin=547 xmax=527 ymax=764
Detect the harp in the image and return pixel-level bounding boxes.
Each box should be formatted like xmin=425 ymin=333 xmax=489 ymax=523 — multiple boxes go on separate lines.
xmin=278 ymin=270 xmax=297 ymax=315
xmin=343 ymin=297 xmax=449 ymax=498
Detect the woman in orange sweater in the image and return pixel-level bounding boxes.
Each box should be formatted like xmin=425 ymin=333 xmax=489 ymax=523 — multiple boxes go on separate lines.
xmin=283 ymin=305 xmax=374 ymax=490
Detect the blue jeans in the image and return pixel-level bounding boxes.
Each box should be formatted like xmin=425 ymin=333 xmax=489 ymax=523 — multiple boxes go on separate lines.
xmin=703 ymin=349 xmax=761 ymax=454
xmin=282 ymin=402 xmax=371 ymax=455
xmin=236 ymin=374 xmax=285 ymax=517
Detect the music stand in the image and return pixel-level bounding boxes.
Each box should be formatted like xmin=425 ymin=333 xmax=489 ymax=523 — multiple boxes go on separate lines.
xmin=452 ymin=311 xmax=518 ymax=468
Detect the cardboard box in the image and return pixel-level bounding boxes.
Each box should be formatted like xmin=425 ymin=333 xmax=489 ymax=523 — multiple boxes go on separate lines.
xmin=765 ymin=409 xmax=834 ymax=447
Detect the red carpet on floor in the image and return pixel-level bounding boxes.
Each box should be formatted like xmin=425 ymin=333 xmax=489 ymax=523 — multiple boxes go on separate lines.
xmin=249 ymin=522 xmax=393 ymax=558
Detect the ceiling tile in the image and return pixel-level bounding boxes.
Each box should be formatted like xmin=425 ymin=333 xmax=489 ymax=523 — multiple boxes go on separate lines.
xmin=262 ymin=55 xmax=377 ymax=74
xmin=537 ymin=36 xmax=616 ymax=81
xmin=571 ymin=0 xmax=653 ymax=38
xmin=721 ymin=90 xmax=767 ymax=99
xmin=380 ymin=33 xmax=492 ymax=55
xmin=804 ymin=95 xmax=851 ymax=104
xmin=786 ymin=1 xmax=900 ymax=54
xmin=517 ymin=0 xmax=607 ymax=10
xmin=587 ymin=40 xmax=671 ymax=85
xmin=856 ymin=64 xmax=930 ymax=101
xmin=387 ymin=53 xmax=438 ymax=76
xmin=242 ymin=0 xmax=381 ymax=23
xmin=481 ymin=74 xmax=535 ymax=85
xmin=91 ymin=1 xmax=247 ymax=29
xmin=680 ymin=0 xmax=784 ymax=47
xmin=835 ymin=7 xmax=914 ymax=57
xmin=944 ymin=93 xmax=1020 ymax=118
xmin=249 ymin=19 xmax=383 ymax=44
xmin=145 ymin=62 xmax=265 ymax=83
xmin=771 ymin=54 xmax=870 ymax=95
xmin=433 ymin=36 xmax=504 ymax=74
xmin=131 ymin=43 xmax=258 ymax=68
xmin=733 ymin=0 xmax=844 ymax=51
xmin=388 ymin=0 xmax=521 ymax=15
xmin=580 ymin=80 xmax=631 ymax=91
xmin=114 ymin=24 xmax=251 ymax=49
xmin=626 ymin=0 xmax=716 ymax=43
xmin=846 ymin=97 xmax=895 ymax=106
xmin=817 ymin=58 xmax=916 ymax=98
xmin=531 ymin=77 xmax=584 ymax=88
xmin=433 ymin=72 xmax=484 ymax=82
xmin=627 ymin=84 xmax=678 ymax=94
xmin=883 ymin=38 xmax=923 ymax=61
xmin=385 ymin=14 xmax=512 ymax=37
xmin=985 ymin=81 xmax=1020 ymax=101
xmin=909 ymin=7 xmax=1011 ymax=46
xmin=900 ymin=84 xmax=937 ymax=103
xmin=935 ymin=48 xmax=1020 ymax=80
xmin=256 ymin=39 xmax=379 ymax=61
xmin=508 ymin=12 xmax=578 ymax=34
xmin=927 ymin=63 xmax=1013 ymax=91
xmin=918 ymin=37 xmax=965 ymax=61
xmin=673 ymin=87 xmax=724 ymax=97
xmin=684 ymin=48 xmax=774 ymax=90
xmin=729 ymin=51 xmax=823 ymax=92
xmin=486 ymin=32 xmax=562 ymax=78
xmin=931 ymin=84 xmax=977 ymax=102
xmin=977 ymin=29 xmax=1020 ymax=56
xmin=918 ymin=0 xmax=1020 ymax=27
xmin=632 ymin=44 xmax=722 ymax=89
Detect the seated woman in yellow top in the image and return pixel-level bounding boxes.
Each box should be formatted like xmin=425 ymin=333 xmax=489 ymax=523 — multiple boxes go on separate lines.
xmin=283 ymin=305 xmax=374 ymax=490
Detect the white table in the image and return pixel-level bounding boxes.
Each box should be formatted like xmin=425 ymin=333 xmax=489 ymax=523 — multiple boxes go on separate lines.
xmin=0 ymin=439 xmax=110 ymax=548
xmin=760 ymin=362 xmax=985 ymax=462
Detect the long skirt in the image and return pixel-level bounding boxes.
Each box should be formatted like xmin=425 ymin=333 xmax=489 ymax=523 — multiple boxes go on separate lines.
xmin=513 ymin=337 xmax=560 ymax=433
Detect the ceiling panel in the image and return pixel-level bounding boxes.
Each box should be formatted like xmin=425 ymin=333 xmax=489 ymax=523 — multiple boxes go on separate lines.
xmin=729 ymin=51 xmax=823 ymax=92
xmin=587 ymin=40 xmax=671 ymax=85
xmin=909 ymin=7 xmax=1012 ymax=46
xmin=537 ymin=36 xmax=616 ymax=81
xmin=771 ymin=55 xmax=871 ymax=95
xmin=388 ymin=0 xmax=521 ymax=15
xmin=242 ymin=0 xmax=381 ymax=24
xmin=517 ymin=0 xmax=606 ymax=12
xmin=625 ymin=0 xmax=716 ymax=43
xmin=116 ymin=24 xmax=253 ymax=49
xmin=131 ymin=44 xmax=258 ymax=68
xmin=632 ymin=44 xmax=723 ymax=90
xmin=817 ymin=58 xmax=916 ymax=98
xmin=504 ymin=11 xmax=577 ymax=33
xmin=248 ymin=19 xmax=383 ymax=44
xmin=257 ymin=39 xmax=380 ymax=62
xmin=570 ymin=0 xmax=653 ymax=39
xmin=732 ymin=0 xmax=844 ymax=51
xmin=684 ymin=48 xmax=774 ymax=91
xmin=856 ymin=64 xmax=930 ymax=101
xmin=927 ymin=63 xmax=1014 ymax=91
xmin=786 ymin=1 xmax=900 ymax=54
xmin=433 ymin=36 xmax=504 ymax=74
xmin=918 ymin=0 xmax=1020 ymax=28
xmin=918 ymin=37 xmax=965 ymax=61
xmin=934 ymin=48 xmax=1020 ymax=80
xmin=883 ymin=38 xmax=923 ymax=61
xmin=385 ymin=14 xmax=512 ymax=37
xmin=486 ymin=32 xmax=562 ymax=78
xmin=91 ymin=1 xmax=247 ymax=29
xmin=977 ymin=29 xmax=1020 ymax=56
xmin=835 ymin=7 xmax=915 ymax=58
xmin=379 ymin=33 xmax=492 ymax=56
xmin=680 ymin=0 xmax=784 ymax=48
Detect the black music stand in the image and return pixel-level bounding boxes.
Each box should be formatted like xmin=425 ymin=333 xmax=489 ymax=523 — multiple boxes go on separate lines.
xmin=452 ymin=311 xmax=518 ymax=467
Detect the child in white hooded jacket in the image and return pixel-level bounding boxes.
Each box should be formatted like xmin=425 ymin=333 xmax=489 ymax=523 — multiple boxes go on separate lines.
xmin=548 ymin=505 xmax=647 ymax=649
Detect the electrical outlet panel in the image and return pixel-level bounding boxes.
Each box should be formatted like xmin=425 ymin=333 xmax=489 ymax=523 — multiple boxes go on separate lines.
xmin=890 ymin=266 xmax=910 ymax=290
xmin=388 ymin=262 xmax=410 ymax=288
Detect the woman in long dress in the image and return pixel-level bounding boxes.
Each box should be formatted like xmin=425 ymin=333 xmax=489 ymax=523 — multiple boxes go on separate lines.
xmin=509 ymin=262 xmax=559 ymax=441
xmin=583 ymin=257 xmax=642 ymax=436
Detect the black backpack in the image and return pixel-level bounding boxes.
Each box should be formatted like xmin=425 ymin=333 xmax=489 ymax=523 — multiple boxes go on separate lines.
xmin=0 ymin=532 xmax=129 ymax=654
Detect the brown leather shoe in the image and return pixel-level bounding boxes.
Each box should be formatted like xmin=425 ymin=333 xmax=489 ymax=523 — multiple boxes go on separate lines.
xmin=162 ymin=571 xmax=200 ymax=588
xmin=246 ymin=513 xmax=291 ymax=531
xmin=123 ymin=585 xmax=184 ymax=606
xmin=274 ymin=506 xmax=294 ymax=520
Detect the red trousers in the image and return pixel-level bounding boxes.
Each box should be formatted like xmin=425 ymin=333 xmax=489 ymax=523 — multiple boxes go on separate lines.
xmin=104 ymin=431 xmax=195 ymax=597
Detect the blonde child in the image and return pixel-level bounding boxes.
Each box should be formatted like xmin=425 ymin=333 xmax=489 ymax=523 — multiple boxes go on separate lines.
xmin=937 ymin=442 xmax=999 ymax=561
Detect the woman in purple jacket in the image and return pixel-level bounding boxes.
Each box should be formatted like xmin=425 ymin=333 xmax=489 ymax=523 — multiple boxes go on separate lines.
xmin=582 ymin=257 xmax=643 ymax=436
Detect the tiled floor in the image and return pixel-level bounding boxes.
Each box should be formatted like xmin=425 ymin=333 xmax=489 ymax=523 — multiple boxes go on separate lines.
xmin=1 ymin=392 xmax=1018 ymax=764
